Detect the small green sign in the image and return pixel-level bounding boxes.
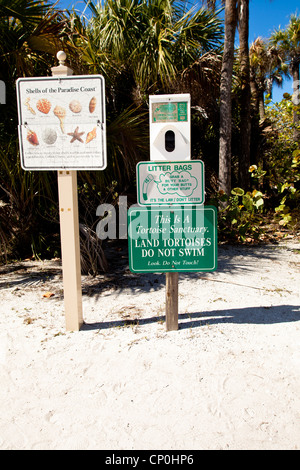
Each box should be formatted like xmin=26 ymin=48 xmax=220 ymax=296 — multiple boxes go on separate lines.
xmin=137 ymin=160 xmax=204 ymax=205
xmin=152 ymin=102 xmax=188 ymax=123
xmin=128 ymin=205 xmax=217 ymax=273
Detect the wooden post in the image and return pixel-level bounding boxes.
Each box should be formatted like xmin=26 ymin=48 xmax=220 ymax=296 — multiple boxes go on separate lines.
xmin=52 ymin=52 xmax=83 ymax=331
xmin=166 ymin=272 xmax=179 ymax=331
xmin=57 ymin=171 xmax=83 ymax=331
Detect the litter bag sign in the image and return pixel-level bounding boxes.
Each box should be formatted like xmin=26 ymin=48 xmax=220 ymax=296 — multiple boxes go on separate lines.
xmin=151 ymin=101 xmax=188 ymax=122
xmin=128 ymin=205 xmax=217 ymax=273
xmin=16 ymin=75 xmax=106 ymax=170
xmin=137 ymin=160 xmax=204 ymax=205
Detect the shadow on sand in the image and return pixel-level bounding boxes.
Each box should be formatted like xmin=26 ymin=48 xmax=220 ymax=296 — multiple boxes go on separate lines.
xmin=81 ymin=304 xmax=300 ymax=332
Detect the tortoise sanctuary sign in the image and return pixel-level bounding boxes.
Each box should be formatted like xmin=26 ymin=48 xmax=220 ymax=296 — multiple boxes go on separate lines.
xmin=128 ymin=205 xmax=217 ymax=273
xmin=16 ymin=75 xmax=106 ymax=170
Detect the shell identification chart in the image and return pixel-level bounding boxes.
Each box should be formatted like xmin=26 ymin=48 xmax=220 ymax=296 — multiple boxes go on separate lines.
xmin=16 ymin=75 xmax=106 ymax=170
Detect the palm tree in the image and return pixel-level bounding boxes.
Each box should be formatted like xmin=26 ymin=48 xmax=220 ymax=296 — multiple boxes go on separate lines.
xmin=237 ymin=0 xmax=250 ymax=189
xmin=270 ymin=14 xmax=300 ymax=141
xmin=205 ymin=1 xmax=256 ymax=192
xmin=0 ymin=1 xmax=68 ymax=259
xmin=64 ymin=0 xmax=224 ymax=186
xmin=0 ymin=0 xmax=66 ymax=134
xmin=135 ymin=0 xmax=223 ymax=93
xmin=80 ymin=0 xmax=224 ymax=96
xmin=204 ymin=0 xmax=253 ymax=193
xmin=0 ymin=0 xmax=66 ymax=77
xmin=218 ymin=0 xmax=238 ymax=195
xmin=249 ymin=37 xmax=288 ymax=121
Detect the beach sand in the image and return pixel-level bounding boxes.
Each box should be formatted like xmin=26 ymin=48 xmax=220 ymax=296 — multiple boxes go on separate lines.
xmin=0 ymin=238 xmax=299 ymax=450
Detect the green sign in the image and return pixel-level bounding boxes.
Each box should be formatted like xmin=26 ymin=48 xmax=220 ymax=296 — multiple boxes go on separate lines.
xmin=152 ymin=102 xmax=188 ymax=123
xmin=128 ymin=205 xmax=217 ymax=273
xmin=137 ymin=160 xmax=204 ymax=206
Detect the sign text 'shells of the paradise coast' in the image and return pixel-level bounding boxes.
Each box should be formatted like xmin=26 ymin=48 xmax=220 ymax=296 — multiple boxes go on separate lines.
xmin=16 ymin=75 xmax=106 ymax=171
xmin=128 ymin=205 xmax=217 ymax=273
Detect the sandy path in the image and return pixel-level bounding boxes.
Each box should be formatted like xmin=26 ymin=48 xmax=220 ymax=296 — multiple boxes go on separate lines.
xmin=0 ymin=240 xmax=299 ymax=450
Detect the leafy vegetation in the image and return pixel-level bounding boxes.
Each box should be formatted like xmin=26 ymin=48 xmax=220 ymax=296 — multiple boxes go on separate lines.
xmin=0 ymin=0 xmax=299 ymax=270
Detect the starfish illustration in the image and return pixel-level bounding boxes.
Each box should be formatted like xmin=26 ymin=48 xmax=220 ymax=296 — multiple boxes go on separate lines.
xmin=67 ymin=126 xmax=84 ymax=143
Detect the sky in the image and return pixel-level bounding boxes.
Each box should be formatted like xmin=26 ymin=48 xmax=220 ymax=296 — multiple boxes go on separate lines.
xmin=197 ymin=0 xmax=300 ymax=102
xmin=244 ymin=0 xmax=299 ymax=102
xmin=58 ymin=0 xmax=299 ymax=102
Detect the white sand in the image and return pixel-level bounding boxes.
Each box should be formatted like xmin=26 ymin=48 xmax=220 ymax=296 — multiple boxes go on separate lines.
xmin=0 ymin=239 xmax=299 ymax=450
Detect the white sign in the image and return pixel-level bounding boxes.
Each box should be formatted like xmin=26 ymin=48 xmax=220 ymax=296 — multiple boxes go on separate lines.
xmin=16 ymin=75 xmax=106 ymax=170
xmin=136 ymin=160 xmax=205 ymax=206
xmin=149 ymin=94 xmax=191 ymax=161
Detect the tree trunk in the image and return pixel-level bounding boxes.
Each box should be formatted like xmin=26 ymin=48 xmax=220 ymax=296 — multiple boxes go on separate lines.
xmin=250 ymin=70 xmax=265 ymax=121
xmin=250 ymin=67 xmax=258 ymax=113
xmin=219 ymin=0 xmax=238 ymax=196
xmin=238 ymin=0 xmax=251 ymax=189
xmin=292 ymin=63 xmax=300 ymax=142
xmin=258 ymin=91 xmax=265 ymax=121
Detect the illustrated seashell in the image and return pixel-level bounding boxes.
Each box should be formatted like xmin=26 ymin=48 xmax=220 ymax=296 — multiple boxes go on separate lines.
xmin=42 ymin=128 xmax=57 ymax=145
xmin=25 ymin=97 xmax=36 ymax=115
xmin=89 ymin=97 xmax=96 ymax=113
xmin=69 ymin=99 xmax=82 ymax=113
xmin=86 ymin=127 xmax=96 ymax=143
xmin=53 ymin=105 xmax=66 ymax=133
xmin=36 ymin=98 xmax=51 ymax=114
xmin=27 ymin=130 xmax=39 ymax=146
